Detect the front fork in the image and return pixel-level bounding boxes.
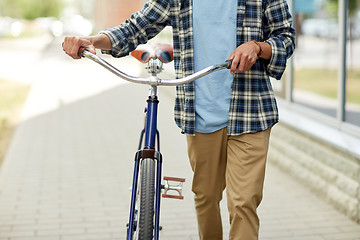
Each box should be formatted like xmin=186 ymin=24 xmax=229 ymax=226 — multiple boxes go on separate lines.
xmin=127 ymin=148 xmax=162 ymax=240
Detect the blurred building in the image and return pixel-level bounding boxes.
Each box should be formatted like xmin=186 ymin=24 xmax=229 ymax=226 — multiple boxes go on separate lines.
xmin=271 ymin=0 xmax=360 ymax=224
xmin=93 ymin=0 xmax=146 ymax=31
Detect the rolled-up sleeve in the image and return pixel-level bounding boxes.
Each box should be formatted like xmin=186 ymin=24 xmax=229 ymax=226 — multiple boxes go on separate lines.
xmin=264 ymin=0 xmax=295 ymax=80
xmin=99 ymin=0 xmax=171 ymax=58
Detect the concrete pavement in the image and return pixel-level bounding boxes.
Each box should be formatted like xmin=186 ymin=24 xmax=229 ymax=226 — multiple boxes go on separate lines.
xmin=0 ymin=36 xmax=360 ymax=240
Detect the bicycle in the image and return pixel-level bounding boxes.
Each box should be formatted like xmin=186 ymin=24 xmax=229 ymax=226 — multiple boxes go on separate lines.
xmin=81 ymin=44 xmax=231 ymax=240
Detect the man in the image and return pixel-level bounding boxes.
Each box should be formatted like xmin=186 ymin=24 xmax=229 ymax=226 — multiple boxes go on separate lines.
xmin=62 ymin=0 xmax=295 ymax=239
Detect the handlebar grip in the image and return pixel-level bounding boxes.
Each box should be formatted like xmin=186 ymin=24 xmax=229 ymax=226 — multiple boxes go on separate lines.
xmin=225 ymin=59 xmax=232 ymax=69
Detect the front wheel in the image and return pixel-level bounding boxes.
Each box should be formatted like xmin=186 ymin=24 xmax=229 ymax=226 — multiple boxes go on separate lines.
xmin=138 ymin=158 xmax=155 ymax=239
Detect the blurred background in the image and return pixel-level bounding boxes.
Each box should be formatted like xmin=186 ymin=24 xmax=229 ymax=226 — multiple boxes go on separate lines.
xmin=0 ymin=0 xmax=147 ymax=38
xmin=289 ymin=0 xmax=360 ymax=128
xmin=0 ymin=0 xmax=153 ymax=164
xmin=0 ymin=0 xmax=360 ymax=236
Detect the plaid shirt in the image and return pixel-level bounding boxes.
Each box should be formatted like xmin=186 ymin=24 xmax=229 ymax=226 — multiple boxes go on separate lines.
xmin=100 ymin=0 xmax=295 ymax=135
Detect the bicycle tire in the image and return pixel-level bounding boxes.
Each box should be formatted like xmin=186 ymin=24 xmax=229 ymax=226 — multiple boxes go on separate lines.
xmin=139 ymin=158 xmax=155 ymax=239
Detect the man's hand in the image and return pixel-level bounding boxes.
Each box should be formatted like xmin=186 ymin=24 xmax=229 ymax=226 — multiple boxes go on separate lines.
xmin=228 ymin=41 xmax=260 ymax=74
xmin=62 ymin=34 xmax=112 ymax=59
xmin=228 ymin=41 xmax=271 ymax=74
xmin=62 ymin=36 xmax=96 ymax=59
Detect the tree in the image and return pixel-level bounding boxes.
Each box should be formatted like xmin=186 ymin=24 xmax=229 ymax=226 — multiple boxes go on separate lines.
xmin=0 ymin=0 xmax=63 ymax=20
xmin=326 ymin=0 xmax=359 ymax=18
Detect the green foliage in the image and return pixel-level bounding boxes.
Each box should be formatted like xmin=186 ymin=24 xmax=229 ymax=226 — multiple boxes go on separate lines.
xmin=326 ymin=0 xmax=359 ymax=17
xmin=0 ymin=0 xmax=64 ymax=20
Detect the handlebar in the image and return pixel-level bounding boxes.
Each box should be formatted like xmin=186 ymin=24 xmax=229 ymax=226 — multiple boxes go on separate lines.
xmin=81 ymin=49 xmax=232 ymax=87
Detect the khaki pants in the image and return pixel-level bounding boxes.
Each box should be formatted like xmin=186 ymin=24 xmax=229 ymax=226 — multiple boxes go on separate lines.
xmin=186 ymin=127 xmax=271 ymax=240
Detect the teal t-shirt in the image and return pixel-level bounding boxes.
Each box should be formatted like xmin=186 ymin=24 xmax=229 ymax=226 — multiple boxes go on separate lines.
xmin=193 ymin=0 xmax=237 ymax=133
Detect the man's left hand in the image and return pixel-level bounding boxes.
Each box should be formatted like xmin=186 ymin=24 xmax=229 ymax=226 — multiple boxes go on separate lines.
xmin=228 ymin=41 xmax=260 ymax=74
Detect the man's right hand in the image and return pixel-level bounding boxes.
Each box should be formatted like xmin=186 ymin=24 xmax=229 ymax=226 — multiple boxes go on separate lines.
xmin=62 ymin=36 xmax=96 ymax=59
xmin=62 ymin=34 xmax=112 ymax=59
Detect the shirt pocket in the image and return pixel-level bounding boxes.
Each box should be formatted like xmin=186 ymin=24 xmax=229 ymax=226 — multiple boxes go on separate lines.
xmin=242 ymin=1 xmax=262 ymax=28
xmin=236 ymin=1 xmax=263 ymax=41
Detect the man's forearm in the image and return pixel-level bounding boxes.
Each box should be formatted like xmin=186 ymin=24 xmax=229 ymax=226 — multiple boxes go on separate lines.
xmin=89 ymin=34 xmax=112 ymax=50
xmin=257 ymin=42 xmax=272 ymax=60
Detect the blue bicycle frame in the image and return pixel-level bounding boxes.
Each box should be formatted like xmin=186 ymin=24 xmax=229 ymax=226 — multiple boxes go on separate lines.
xmin=127 ymin=86 xmax=162 ymax=240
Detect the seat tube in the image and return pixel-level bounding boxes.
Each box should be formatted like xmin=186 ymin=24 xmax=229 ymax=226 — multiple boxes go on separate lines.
xmin=144 ymin=86 xmax=158 ymax=149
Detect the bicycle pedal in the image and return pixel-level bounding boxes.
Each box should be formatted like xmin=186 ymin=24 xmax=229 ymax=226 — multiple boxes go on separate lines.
xmin=164 ymin=176 xmax=185 ymax=182
xmin=162 ymin=194 xmax=184 ymax=200
xmin=162 ymin=176 xmax=185 ymax=200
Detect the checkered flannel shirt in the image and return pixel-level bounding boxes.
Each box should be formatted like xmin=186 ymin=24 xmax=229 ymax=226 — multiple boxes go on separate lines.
xmin=100 ymin=0 xmax=296 ymax=135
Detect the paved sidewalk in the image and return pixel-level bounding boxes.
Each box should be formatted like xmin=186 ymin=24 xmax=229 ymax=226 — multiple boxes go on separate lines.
xmin=0 ymin=38 xmax=360 ymax=240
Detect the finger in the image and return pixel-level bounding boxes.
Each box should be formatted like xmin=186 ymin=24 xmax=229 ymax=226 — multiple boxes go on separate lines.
xmin=62 ymin=37 xmax=69 ymax=52
xmin=237 ymin=55 xmax=248 ymax=72
xmin=242 ymin=56 xmax=256 ymax=72
xmin=77 ymin=46 xmax=94 ymax=58
xmin=227 ymin=52 xmax=235 ymax=73
xmin=70 ymin=38 xmax=82 ymax=59
xmin=69 ymin=43 xmax=78 ymax=59
xmin=63 ymin=37 xmax=76 ymax=58
xmin=77 ymin=47 xmax=85 ymax=58
xmin=230 ymin=56 xmax=240 ymax=75
xmin=245 ymin=59 xmax=256 ymax=71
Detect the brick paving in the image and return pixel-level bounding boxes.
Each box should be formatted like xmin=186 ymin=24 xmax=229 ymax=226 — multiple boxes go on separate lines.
xmin=0 ymin=39 xmax=360 ymax=239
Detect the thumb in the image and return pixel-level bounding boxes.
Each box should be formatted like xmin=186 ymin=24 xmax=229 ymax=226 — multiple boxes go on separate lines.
xmin=85 ymin=45 xmax=96 ymax=55
xmin=81 ymin=39 xmax=96 ymax=54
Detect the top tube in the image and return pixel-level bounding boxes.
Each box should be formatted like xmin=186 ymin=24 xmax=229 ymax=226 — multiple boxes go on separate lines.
xmin=81 ymin=49 xmax=231 ymax=86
